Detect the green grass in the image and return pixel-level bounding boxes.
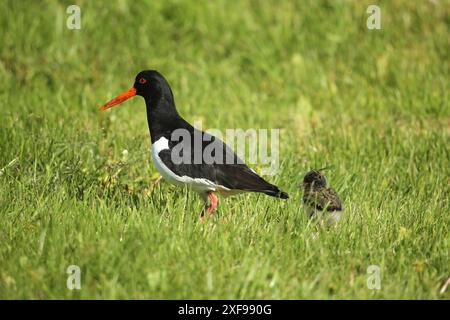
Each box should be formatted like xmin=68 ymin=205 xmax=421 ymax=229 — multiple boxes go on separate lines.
xmin=0 ymin=0 xmax=449 ymax=299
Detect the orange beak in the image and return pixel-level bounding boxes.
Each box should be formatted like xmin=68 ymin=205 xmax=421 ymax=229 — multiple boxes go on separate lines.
xmin=99 ymin=87 xmax=137 ymax=111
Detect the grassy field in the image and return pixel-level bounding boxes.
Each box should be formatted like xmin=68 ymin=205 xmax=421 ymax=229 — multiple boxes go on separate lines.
xmin=0 ymin=0 xmax=449 ymax=299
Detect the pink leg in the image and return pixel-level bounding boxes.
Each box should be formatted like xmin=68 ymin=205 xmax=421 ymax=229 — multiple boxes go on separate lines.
xmin=206 ymin=192 xmax=218 ymax=215
xmin=200 ymin=192 xmax=218 ymax=223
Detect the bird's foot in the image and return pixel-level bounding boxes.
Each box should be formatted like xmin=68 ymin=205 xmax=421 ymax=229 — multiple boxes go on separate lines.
xmin=199 ymin=192 xmax=218 ymax=223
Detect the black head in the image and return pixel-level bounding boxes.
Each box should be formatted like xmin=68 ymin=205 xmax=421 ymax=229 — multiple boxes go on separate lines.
xmin=99 ymin=70 xmax=175 ymax=111
xmin=133 ymin=70 xmax=173 ymax=101
xmin=302 ymin=170 xmax=327 ymax=189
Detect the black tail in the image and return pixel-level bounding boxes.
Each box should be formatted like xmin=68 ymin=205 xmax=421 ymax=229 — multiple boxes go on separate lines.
xmin=279 ymin=191 xmax=289 ymax=199
xmin=264 ymin=188 xmax=289 ymax=199
xmin=215 ymin=164 xmax=289 ymax=199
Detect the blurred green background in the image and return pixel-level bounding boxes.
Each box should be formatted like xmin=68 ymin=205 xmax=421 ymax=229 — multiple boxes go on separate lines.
xmin=0 ymin=0 xmax=448 ymax=299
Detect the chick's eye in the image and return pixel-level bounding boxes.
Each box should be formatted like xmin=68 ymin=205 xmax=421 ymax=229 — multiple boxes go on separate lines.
xmin=138 ymin=78 xmax=147 ymax=84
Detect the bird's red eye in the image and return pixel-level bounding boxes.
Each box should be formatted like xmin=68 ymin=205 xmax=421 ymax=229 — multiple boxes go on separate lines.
xmin=139 ymin=78 xmax=147 ymax=84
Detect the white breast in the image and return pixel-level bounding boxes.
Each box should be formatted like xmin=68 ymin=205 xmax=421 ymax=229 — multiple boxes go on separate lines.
xmin=304 ymin=204 xmax=343 ymax=227
xmin=151 ymin=137 xmax=229 ymax=194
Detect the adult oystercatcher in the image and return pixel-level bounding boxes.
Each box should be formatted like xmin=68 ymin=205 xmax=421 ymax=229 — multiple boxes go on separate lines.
xmin=100 ymin=70 xmax=288 ymax=221
xmin=301 ymin=170 xmax=343 ymax=226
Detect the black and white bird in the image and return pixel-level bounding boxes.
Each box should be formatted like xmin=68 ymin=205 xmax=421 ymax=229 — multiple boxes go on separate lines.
xmin=301 ymin=170 xmax=342 ymax=226
xmin=100 ymin=70 xmax=288 ymax=221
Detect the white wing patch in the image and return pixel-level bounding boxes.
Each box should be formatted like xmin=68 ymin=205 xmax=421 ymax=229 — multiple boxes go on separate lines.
xmin=151 ymin=137 xmax=230 ymax=194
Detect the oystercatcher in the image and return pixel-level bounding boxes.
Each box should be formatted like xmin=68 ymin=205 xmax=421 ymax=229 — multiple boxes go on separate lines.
xmin=301 ymin=170 xmax=343 ymax=226
xmin=100 ymin=70 xmax=288 ymax=221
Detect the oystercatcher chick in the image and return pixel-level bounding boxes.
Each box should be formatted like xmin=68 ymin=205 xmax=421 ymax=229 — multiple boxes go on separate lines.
xmin=301 ymin=170 xmax=342 ymax=226
xmin=100 ymin=70 xmax=288 ymax=222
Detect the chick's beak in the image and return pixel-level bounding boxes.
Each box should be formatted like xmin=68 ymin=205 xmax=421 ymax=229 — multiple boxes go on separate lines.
xmin=99 ymin=87 xmax=137 ymax=111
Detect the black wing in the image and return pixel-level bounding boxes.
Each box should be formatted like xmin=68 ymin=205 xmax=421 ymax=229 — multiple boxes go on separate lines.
xmin=303 ymin=187 xmax=342 ymax=211
xmin=157 ymin=125 xmax=288 ymax=199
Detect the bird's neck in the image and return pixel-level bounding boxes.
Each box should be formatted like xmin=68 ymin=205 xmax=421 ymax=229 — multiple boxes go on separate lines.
xmin=144 ymin=95 xmax=184 ymax=143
